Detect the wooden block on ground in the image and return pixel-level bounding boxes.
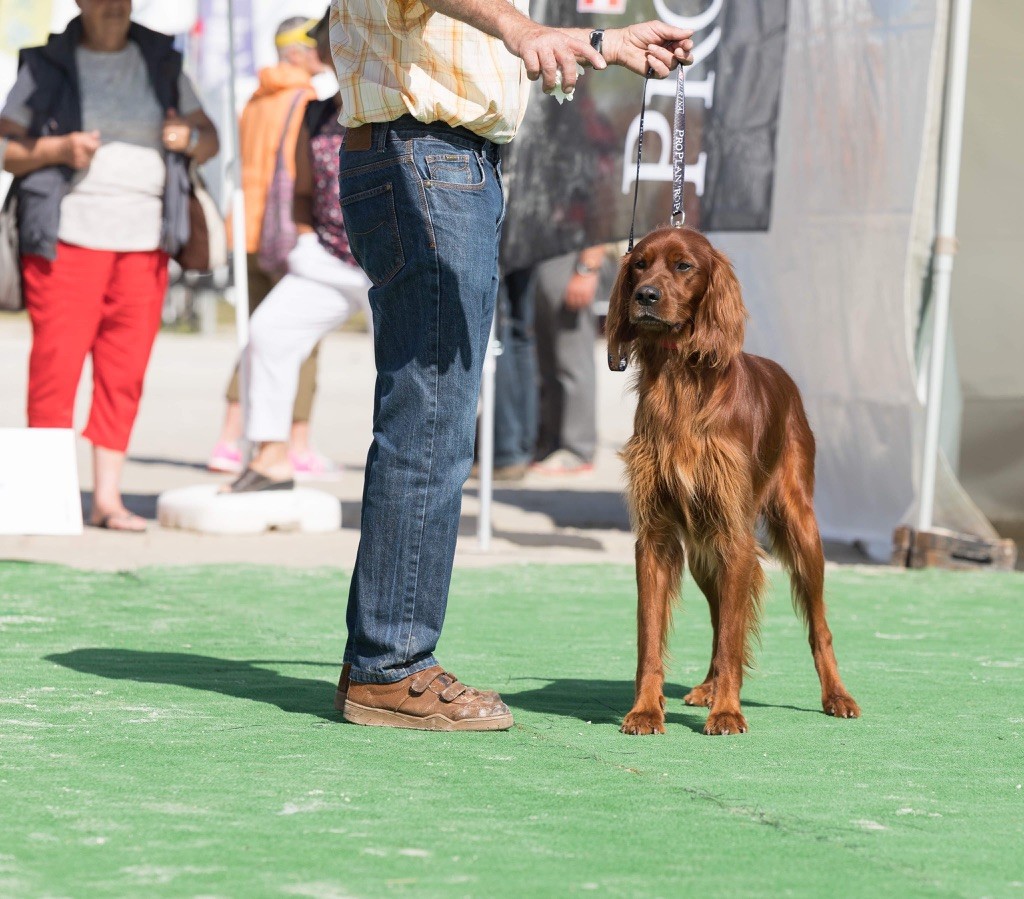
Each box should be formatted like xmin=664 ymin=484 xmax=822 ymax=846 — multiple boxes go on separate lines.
xmin=891 ymin=525 xmax=1017 ymax=571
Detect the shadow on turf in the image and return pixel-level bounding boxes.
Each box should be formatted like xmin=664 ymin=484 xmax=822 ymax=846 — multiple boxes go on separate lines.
xmin=44 ymin=651 xmax=822 ymax=732
xmin=46 ymin=649 xmax=340 ymax=722
xmin=505 ymin=679 xmax=822 ymax=733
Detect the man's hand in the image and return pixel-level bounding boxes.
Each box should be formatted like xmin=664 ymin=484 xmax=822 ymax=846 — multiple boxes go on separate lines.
xmin=603 ymin=21 xmax=694 ymax=77
xmin=62 ymin=130 xmax=101 ymax=169
xmin=505 ymin=24 xmax=606 ymax=94
xmin=565 ymin=270 xmax=599 ymax=312
xmin=565 ymin=246 xmax=607 ymax=311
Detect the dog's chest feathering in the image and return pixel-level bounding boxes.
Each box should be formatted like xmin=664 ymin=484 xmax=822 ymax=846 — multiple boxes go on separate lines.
xmin=622 ymin=376 xmax=753 ymax=537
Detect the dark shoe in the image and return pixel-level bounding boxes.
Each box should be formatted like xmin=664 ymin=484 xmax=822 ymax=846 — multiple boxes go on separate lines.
xmin=342 ymin=665 xmax=514 ymax=731
xmin=222 ymin=467 xmax=294 ymax=494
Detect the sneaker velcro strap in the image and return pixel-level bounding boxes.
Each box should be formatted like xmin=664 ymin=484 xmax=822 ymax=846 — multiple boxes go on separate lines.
xmin=409 ymin=669 xmax=440 ymax=694
xmin=440 ymin=681 xmax=468 ymax=702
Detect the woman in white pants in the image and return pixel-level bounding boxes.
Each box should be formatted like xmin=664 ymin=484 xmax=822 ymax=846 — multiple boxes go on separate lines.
xmin=227 ymin=15 xmax=370 ymax=492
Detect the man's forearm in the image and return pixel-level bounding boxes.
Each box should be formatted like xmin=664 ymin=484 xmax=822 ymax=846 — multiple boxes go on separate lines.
xmin=419 ymin=0 xmax=529 ymax=44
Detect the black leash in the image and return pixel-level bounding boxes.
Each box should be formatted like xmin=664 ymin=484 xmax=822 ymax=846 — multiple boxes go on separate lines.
xmin=627 ymin=64 xmax=686 ymax=252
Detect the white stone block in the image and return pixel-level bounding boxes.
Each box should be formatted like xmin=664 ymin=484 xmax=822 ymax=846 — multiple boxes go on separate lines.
xmin=156 ymin=484 xmax=341 ymax=535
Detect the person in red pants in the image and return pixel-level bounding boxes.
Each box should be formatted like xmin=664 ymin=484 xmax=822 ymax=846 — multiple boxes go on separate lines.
xmin=0 ymin=0 xmax=218 ymax=531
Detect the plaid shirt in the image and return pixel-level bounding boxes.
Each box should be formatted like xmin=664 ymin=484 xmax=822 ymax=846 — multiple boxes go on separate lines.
xmin=330 ymin=0 xmax=531 ymax=144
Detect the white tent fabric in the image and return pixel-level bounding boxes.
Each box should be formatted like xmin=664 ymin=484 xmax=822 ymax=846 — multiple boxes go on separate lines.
xmin=707 ymin=0 xmax=993 ymax=555
xmin=950 ymin=0 xmax=1024 ymax=537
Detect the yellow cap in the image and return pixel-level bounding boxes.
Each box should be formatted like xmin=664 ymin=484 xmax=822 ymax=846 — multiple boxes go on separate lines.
xmin=275 ymin=19 xmax=319 ymax=49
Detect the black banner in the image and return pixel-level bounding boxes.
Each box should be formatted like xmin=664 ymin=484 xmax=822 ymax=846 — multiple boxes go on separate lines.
xmin=499 ymin=0 xmax=788 ymax=272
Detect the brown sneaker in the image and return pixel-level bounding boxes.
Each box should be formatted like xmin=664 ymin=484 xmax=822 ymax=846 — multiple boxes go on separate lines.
xmin=342 ymin=665 xmax=514 ymax=731
xmin=333 ymin=662 xmax=498 ymax=714
xmin=333 ymin=663 xmax=351 ymax=713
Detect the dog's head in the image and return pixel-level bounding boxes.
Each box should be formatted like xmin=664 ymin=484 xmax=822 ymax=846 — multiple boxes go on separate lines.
xmin=606 ymin=228 xmax=747 ymax=371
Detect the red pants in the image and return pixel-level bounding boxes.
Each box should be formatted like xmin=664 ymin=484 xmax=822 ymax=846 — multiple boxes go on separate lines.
xmin=23 ymin=242 xmax=169 ymax=453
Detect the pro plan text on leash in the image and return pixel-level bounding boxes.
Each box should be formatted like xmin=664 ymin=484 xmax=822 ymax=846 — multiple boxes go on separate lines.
xmin=607 ymin=228 xmax=860 ymax=736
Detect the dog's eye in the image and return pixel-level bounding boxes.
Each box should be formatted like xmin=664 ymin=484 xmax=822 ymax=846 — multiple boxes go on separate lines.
xmin=634 ymin=258 xmax=647 ymax=271
xmin=676 ymin=261 xmax=693 ymax=272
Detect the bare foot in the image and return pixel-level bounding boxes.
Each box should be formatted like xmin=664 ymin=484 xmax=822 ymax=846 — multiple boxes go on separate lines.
xmin=90 ymin=509 xmax=147 ymax=532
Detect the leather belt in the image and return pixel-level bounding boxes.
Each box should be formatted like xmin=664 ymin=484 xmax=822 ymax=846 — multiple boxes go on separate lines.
xmin=344 ymin=115 xmax=496 ymax=154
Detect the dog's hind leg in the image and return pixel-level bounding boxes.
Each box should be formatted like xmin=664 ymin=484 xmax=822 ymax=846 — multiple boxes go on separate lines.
xmin=683 ymin=552 xmax=718 ymax=708
xmin=766 ymin=450 xmax=861 ymax=719
xmin=621 ymin=525 xmax=683 ymax=735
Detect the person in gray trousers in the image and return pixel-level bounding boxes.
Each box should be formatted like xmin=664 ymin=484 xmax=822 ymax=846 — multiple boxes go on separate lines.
xmin=532 ymin=245 xmax=616 ymax=475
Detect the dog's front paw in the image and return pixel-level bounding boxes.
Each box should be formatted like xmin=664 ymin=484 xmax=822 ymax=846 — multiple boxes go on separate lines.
xmin=684 ymin=683 xmax=714 ymax=707
xmin=823 ymin=692 xmax=861 ymax=719
xmin=620 ymin=708 xmax=666 ymax=735
xmin=704 ymin=709 xmax=748 ymax=735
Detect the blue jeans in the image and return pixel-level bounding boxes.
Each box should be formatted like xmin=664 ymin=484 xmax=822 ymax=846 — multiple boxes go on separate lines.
xmin=338 ymin=116 xmax=505 ymax=684
xmin=493 ymin=267 xmax=537 ymax=468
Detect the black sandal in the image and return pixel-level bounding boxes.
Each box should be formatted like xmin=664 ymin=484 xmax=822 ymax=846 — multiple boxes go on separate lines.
xmin=224 ymin=467 xmax=295 ymax=494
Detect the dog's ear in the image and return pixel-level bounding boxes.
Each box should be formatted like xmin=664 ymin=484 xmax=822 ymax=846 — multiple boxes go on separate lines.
xmin=690 ymin=248 xmax=746 ymax=368
xmin=606 ymin=253 xmax=635 ymax=371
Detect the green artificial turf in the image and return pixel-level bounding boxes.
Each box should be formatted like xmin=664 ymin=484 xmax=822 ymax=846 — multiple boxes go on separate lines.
xmin=0 ymin=561 xmax=1022 ymax=898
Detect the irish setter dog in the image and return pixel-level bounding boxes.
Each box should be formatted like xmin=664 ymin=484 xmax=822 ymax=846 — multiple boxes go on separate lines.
xmin=606 ymin=227 xmax=860 ymax=736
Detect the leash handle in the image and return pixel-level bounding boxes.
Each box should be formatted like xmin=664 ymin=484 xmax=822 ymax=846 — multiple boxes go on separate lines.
xmin=670 ymin=63 xmax=686 ymax=227
xmin=627 ymin=65 xmax=686 ymax=253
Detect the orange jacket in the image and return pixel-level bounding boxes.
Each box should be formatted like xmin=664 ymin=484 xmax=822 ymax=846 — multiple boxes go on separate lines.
xmin=238 ymin=63 xmax=315 ymax=253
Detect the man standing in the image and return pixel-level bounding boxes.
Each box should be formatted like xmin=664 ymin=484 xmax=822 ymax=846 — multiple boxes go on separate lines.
xmin=331 ymin=0 xmax=693 ymax=731
xmin=208 ymin=17 xmax=336 ymax=479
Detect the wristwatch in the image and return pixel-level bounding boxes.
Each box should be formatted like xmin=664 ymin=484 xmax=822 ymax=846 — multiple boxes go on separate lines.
xmin=575 ymin=260 xmax=599 ymax=276
xmin=589 ymin=28 xmax=604 ymax=57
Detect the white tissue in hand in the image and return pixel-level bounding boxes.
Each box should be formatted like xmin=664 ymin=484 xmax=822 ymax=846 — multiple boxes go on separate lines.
xmin=549 ymin=64 xmax=585 ymax=104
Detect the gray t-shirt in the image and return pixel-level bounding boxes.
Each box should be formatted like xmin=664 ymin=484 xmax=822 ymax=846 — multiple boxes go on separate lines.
xmin=1 ymin=42 xmax=202 ymax=252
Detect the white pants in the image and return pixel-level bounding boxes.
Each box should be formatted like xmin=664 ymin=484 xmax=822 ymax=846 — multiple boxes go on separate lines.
xmin=245 ymin=233 xmax=372 ymax=442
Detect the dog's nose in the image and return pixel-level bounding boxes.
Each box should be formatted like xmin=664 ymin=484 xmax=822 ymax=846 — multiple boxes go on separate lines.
xmin=635 ymin=285 xmax=661 ymax=307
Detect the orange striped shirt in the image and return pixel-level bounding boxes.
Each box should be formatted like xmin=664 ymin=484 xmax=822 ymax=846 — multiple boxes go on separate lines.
xmin=329 ymin=0 xmax=531 ymax=144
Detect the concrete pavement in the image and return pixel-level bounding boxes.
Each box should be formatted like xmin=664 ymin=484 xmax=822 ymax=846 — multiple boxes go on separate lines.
xmin=0 ymin=314 xmax=871 ymax=571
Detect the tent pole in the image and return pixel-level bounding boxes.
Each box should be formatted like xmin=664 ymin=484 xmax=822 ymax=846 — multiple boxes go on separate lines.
xmin=225 ymin=0 xmax=250 ymax=415
xmin=917 ymin=0 xmax=972 ymax=532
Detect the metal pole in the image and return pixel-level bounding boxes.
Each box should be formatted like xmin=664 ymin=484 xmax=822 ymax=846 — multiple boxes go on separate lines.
xmin=917 ymin=0 xmax=972 ymax=531
xmin=225 ymin=0 xmax=250 ymax=378
xmin=477 ymin=313 xmax=499 ymax=550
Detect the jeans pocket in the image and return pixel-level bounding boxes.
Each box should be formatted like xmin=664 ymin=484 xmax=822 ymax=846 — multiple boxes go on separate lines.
xmin=423 ymin=152 xmax=485 ymax=190
xmin=339 ymin=182 xmax=405 ymax=287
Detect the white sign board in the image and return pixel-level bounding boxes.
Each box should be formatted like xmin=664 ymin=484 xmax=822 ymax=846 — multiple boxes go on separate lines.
xmin=0 ymin=429 xmax=82 ymax=535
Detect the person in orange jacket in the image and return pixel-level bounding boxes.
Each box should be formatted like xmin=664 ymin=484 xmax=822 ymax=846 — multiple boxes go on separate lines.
xmin=209 ymin=15 xmax=340 ymax=480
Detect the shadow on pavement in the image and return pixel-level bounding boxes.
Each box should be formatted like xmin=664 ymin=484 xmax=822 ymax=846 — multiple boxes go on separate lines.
xmin=80 ymin=491 xmax=160 ymax=521
xmin=462 ymin=485 xmax=631 ymax=531
xmin=128 ymin=455 xmax=211 ymax=472
xmin=46 ymin=648 xmax=340 ymax=721
xmin=457 ymin=515 xmax=605 ymax=551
